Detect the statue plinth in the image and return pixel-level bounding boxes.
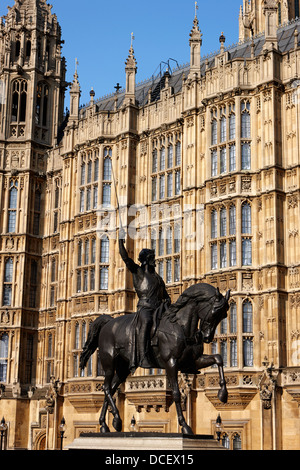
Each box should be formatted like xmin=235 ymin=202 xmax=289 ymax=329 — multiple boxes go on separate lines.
xmin=67 ymin=432 xmax=224 ymax=451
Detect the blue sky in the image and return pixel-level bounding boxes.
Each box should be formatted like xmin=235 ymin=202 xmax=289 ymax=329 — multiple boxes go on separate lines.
xmin=0 ymin=0 xmax=243 ymax=106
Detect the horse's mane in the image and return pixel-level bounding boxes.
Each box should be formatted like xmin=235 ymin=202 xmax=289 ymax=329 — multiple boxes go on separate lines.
xmin=164 ymin=283 xmax=217 ymax=323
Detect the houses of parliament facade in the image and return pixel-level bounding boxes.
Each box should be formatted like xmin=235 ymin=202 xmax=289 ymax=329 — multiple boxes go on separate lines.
xmin=0 ymin=0 xmax=300 ymax=450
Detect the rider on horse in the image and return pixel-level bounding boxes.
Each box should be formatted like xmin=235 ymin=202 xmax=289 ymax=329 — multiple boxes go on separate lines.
xmin=119 ymin=229 xmax=171 ymax=371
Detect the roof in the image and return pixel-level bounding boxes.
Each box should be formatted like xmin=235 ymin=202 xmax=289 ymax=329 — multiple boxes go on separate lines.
xmin=80 ymin=17 xmax=300 ymax=114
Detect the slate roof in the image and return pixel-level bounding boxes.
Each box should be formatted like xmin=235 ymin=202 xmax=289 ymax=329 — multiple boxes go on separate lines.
xmin=81 ymin=17 xmax=300 ymax=114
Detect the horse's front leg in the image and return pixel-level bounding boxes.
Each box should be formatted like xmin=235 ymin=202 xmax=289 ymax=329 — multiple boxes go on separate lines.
xmin=195 ymin=354 xmax=228 ymax=404
xmin=165 ymin=358 xmax=194 ymax=435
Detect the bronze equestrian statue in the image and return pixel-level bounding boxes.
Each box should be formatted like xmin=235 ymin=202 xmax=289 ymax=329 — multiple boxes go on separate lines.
xmin=80 ymin=233 xmax=230 ymax=435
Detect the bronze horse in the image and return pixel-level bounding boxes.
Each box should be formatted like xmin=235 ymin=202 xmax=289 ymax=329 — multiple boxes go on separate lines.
xmin=80 ymin=283 xmax=230 ymax=435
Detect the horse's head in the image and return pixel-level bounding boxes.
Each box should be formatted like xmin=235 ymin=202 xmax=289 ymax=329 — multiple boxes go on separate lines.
xmin=200 ymin=288 xmax=230 ymax=344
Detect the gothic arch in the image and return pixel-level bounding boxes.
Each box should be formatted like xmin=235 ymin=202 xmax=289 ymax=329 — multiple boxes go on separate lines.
xmin=33 ymin=430 xmax=46 ymax=450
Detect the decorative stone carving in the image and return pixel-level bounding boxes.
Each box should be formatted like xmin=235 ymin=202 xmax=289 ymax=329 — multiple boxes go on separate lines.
xmin=258 ymin=359 xmax=278 ymax=410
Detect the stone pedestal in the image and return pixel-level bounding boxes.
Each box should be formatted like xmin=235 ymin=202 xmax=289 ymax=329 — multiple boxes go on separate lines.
xmin=67 ymin=432 xmax=224 ymax=451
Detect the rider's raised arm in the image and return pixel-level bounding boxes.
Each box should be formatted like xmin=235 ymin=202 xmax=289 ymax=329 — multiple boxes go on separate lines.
xmin=119 ymin=231 xmax=139 ymax=273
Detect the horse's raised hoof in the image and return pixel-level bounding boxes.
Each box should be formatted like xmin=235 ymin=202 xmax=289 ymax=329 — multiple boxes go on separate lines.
xmin=100 ymin=423 xmax=110 ymax=433
xmin=218 ymin=386 xmax=228 ymax=404
xmin=112 ymin=416 xmax=122 ymax=433
xmin=181 ymin=424 xmax=194 ymax=435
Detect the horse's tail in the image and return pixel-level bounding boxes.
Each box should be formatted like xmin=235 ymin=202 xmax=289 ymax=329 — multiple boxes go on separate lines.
xmin=80 ymin=315 xmax=112 ymax=370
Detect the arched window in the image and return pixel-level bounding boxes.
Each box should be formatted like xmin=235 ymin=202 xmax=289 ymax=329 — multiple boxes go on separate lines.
xmin=0 ymin=333 xmax=9 ymax=382
xmin=241 ymin=101 xmax=251 ymax=138
xmin=103 ymin=148 xmax=112 ymax=180
xmin=243 ymin=300 xmax=253 ymax=333
xmin=15 ymin=39 xmax=21 ymax=59
xmin=233 ymin=433 xmax=242 ymax=450
xmin=11 ymin=79 xmax=27 ymax=123
xmin=222 ymin=434 xmax=230 ymax=449
xmin=8 ymin=180 xmax=18 ymax=233
xmin=26 ymin=40 xmax=31 ymax=59
xmin=152 ymin=148 xmax=158 ymax=173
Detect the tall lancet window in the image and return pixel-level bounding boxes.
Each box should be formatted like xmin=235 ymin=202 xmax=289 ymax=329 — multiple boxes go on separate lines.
xmin=3 ymin=258 xmax=13 ymax=306
xmin=102 ymin=148 xmax=112 ymax=207
xmin=8 ymin=180 xmax=18 ymax=233
xmin=11 ymin=79 xmax=27 ymax=123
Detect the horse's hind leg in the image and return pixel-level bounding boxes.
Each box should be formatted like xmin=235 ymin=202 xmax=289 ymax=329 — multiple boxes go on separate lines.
xmin=165 ymin=358 xmax=193 ymax=435
xmin=100 ymin=358 xmax=130 ymax=433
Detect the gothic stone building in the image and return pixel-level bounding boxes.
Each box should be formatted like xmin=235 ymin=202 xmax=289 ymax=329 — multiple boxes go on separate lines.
xmin=0 ymin=0 xmax=300 ymax=450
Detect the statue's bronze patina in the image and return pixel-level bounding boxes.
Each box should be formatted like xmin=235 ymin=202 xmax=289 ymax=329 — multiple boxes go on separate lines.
xmin=80 ymin=232 xmax=230 ymax=435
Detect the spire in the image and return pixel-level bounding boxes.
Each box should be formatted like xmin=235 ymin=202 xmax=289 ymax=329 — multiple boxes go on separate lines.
xmin=69 ymin=58 xmax=81 ymax=120
xmin=125 ymin=33 xmax=137 ymax=104
xmin=189 ymin=2 xmax=202 ymax=77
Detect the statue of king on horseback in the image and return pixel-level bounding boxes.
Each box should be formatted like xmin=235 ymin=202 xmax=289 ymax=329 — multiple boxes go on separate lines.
xmin=80 ymin=230 xmax=230 ymax=435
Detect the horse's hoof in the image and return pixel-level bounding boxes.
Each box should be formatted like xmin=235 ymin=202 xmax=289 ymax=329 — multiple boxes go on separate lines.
xmin=113 ymin=417 xmax=122 ymax=432
xmin=100 ymin=423 xmax=110 ymax=433
xmin=218 ymin=387 xmax=228 ymax=404
xmin=181 ymin=424 xmax=194 ymax=435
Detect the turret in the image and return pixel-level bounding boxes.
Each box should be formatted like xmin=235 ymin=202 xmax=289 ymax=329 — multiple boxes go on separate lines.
xmin=125 ymin=33 xmax=137 ymax=105
xmin=189 ymin=2 xmax=202 ymax=78
xmin=69 ymin=59 xmax=81 ymax=121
